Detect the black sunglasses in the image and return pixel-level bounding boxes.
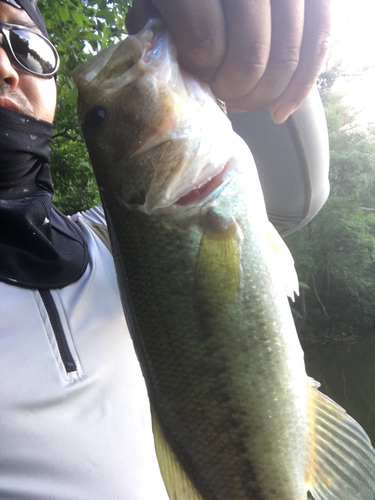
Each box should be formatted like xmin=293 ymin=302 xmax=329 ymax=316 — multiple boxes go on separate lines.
xmin=0 ymin=21 xmax=59 ymax=78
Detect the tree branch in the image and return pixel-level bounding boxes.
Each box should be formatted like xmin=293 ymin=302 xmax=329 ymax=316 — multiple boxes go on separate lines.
xmin=52 ymin=128 xmax=74 ymax=140
xmin=312 ymin=273 xmax=330 ymax=318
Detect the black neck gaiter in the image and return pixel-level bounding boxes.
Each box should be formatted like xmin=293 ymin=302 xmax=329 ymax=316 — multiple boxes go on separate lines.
xmin=0 ymin=107 xmax=88 ymax=288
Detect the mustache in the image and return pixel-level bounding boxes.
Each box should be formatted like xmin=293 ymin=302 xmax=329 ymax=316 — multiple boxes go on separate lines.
xmin=0 ymin=83 xmax=34 ymax=116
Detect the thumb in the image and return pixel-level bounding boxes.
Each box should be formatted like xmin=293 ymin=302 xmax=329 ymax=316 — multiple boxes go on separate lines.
xmin=125 ymin=0 xmax=160 ymax=34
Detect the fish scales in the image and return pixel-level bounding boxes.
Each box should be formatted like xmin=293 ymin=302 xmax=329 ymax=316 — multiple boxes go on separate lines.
xmin=73 ymin=19 xmax=375 ymax=500
xmin=103 ymin=187 xmax=310 ymax=500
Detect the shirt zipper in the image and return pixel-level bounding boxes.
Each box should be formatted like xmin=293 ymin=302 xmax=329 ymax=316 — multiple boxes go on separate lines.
xmin=38 ymin=289 xmax=77 ymax=373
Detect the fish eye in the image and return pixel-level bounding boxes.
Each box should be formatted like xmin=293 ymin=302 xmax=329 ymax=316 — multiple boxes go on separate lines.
xmin=84 ymin=106 xmax=106 ymax=128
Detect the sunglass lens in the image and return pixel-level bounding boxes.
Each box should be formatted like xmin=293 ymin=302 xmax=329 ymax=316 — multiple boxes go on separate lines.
xmin=9 ymin=29 xmax=56 ymax=75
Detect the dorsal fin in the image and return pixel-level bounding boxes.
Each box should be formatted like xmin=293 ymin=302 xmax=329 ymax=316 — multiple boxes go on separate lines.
xmin=265 ymin=221 xmax=299 ymax=300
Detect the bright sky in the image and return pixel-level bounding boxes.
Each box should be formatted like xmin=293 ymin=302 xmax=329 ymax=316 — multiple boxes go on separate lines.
xmin=330 ymin=0 xmax=375 ymax=128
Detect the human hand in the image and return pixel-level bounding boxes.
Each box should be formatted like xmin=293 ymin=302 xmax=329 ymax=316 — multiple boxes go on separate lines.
xmin=125 ymin=0 xmax=332 ymax=123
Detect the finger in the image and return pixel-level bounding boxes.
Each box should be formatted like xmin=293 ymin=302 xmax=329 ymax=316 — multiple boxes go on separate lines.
xmin=269 ymin=0 xmax=332 ymax=123
xmin=209 ymin=0 xmax=271 ymax=102
xmin=149 ymin=0 xmax=226 ymax=82
xmin=125 ymin=0 xmax=160 ymax=34
xmin=226 ymin=0 xmax=304 ymax=111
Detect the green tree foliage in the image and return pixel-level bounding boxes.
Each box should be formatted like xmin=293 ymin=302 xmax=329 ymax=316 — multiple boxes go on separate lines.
xmin=288 ymin=68 xmax=375 ymax=351
xmin=38 ymin=0 xmax=131 ymax=214
xmin=39 ymin=4 xmax=375 ymax=351
xmin=289 ymin=72 xmax=375 ymax=439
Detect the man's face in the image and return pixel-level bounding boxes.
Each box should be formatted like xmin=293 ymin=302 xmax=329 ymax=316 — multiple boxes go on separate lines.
xmin=0 ymin=2 xmax=56 ymax=123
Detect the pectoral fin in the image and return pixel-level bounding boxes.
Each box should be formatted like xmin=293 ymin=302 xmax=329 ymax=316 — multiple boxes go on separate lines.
xmin=151 ymin=408 xmax=204 ymax=500
xmin=194 ymin=211 xmax=241 ymax=314
xmin=307 ymin=378 xmax=375 ymax=500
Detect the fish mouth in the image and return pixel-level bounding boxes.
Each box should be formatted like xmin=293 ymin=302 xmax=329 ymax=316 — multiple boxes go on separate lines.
xmin=139 ymin=19 xmax=167 ymax=60
xmin=174 ymin=162 xmax=231 ymax=206
xmin=123 ymin=157 xmax=233 ymax=215
xmin=73 ymin=19 xmax=171 ymax=91
xmin=137 ymin=156 xmax=235 ymax=214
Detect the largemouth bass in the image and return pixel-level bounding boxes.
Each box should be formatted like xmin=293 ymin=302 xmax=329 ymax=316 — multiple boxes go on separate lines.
xmin=73 ymin=20 xmax=375 ymax=500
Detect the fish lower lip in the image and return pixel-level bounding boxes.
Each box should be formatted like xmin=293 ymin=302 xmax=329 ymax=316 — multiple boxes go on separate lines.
xmin=0 ymin=96 xmax=20 ymax=112
xmin=143 ymin=24 xmax=167 ymax=63
xmin=175 ymin=163 xmax=230 ymax=206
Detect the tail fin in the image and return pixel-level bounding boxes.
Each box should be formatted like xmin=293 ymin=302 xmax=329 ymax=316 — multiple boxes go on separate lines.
xmin=307 ymin=378 xmax=375 ymax=500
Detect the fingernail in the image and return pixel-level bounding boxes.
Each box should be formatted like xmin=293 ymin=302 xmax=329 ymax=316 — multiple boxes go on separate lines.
xmin=271 ymin=102 xmax=297 ymax=124
xmin=226 ymin=105 xmax=247 ymax=113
